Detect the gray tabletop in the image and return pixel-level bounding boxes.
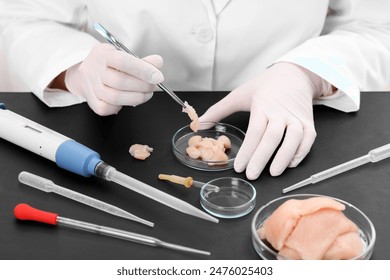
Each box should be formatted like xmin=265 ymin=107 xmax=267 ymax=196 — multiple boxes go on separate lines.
xmin=0 ymin=91 xmax=389 ymax=260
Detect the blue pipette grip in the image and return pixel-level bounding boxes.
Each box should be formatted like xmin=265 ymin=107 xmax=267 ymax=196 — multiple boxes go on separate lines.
xmin=1 ymin=104 xmax=101 ymax=177
xmin=56 ymin=140 xmax=102 ymax=177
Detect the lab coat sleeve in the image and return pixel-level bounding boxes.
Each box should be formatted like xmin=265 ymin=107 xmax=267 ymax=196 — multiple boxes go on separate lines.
xmin=0 ymin=0 xmax=98 ymax=107
xmin=275 ymin=0 xmax=390 ymax=112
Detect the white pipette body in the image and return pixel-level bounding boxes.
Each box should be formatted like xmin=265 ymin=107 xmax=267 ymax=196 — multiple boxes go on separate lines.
xmin=283 ymin=143 xmax=390 ymax=193
xmin=18 ymin=171 xmax=154 ymax=227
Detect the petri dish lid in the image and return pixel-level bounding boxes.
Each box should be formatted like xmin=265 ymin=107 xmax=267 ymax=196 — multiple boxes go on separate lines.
xmin=200 ymin=177 xmax=256 ymax=219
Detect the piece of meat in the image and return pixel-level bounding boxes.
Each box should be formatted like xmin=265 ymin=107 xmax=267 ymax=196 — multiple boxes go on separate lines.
xmin=186 ymin=145 xmax=202 ymax=159
xmin=129 ymin=144 xmax=153 ymax=160
xmin=208 ymin=145 xmax=229 ymax=165
xmin=284 ymin=208 xmax=359 ymax=259
xmin=199 ymin=147 xmax=214 ymax=161
xmin=197 ymin=138 xmax=215 ymax=149
xmin=188 ymin=135 xmax=202 ymax=147
xmin=182 ymin=101 xmax=199 ymax=132
xmin=258 ymin=197 xmax=345 ymax=251
xmin=323 ymin=231 xmax=364 ymax=260
xmin=258 ymin=197 xmax=364 ymax=260
xmin=185 ymin=135 xmax=231 ymax=165
xmin=278 ymin=245 xmax=302 ymax=260
xmin=217 ymin=135 xmax=231 ymax=149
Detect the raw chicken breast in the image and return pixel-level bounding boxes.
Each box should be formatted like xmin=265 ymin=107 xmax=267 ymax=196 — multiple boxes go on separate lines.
xmin=258 ymin=196 xmax=363 ymax=260
xmin=284 ymin=208 xmax=358 ymax=259
xmin=278 ymin=246 xmax=302 ymax=260
xmin=258 ymin=197 xmax=345 ymax=251
xmin=323 ymin=231 xmax=364 ymax=260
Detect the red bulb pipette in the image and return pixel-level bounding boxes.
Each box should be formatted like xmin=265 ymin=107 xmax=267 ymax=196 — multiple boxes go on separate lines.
xmin=14 ymin=203 xmax=210 ymax=256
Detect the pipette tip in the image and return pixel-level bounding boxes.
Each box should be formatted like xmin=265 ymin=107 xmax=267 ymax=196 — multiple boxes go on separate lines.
xmin=125 ymin=216 xmax=154 ymax=228
xmin=205 ymin=214 xmax=219 ymax=224
xmin=194 ymin=209 xmax=218 ymax=223
xmin=161 ymin=242 xmax=211 ymax=256
xmin=282 ymin=178 xmax=312 ymax=193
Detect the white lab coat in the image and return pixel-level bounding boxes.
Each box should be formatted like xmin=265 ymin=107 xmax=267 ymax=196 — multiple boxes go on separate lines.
xmin=1 ymin=0 xmax=390 ymax=112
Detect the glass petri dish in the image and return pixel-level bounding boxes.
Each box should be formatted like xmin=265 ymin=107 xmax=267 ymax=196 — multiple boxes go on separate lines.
xmin=200 ymin=177 xmax=256 ymax=219
xmin=172 ymin=122 xmax=245 ymax=171
xmin=251 ymin=194 xmax=376 ymax=260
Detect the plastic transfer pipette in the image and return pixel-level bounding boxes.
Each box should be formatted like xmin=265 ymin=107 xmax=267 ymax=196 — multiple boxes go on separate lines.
xmin=14 ymin=203 xmax=210 ymax=256
xmin=0 ymin=104 xmax=218 ymax=224
xmin=158 ymin=174 xmax=220 ymax=192
xmin=159 ymin=174 xmax=205 ymax=189
xmin=93 ymin=22 xmax=188 ymax=109
xmin=18 ymin=171 xmax=154 ymax=227
xmin=283 ymin=143 xmax=390 ymax=193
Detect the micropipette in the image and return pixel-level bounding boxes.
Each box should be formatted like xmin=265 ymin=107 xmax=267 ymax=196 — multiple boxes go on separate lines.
xmin=14 ymin=203 xmax=210 ymax=256
xmin=283 ymin=143 xmax=390 ymax=193
xmin=18 ymin=171 xmax=154 ymax=227
xmin=93 ymin=22 xmax=188 ymax=109
xmin=0 ymin=104 xmax=218 ymax=223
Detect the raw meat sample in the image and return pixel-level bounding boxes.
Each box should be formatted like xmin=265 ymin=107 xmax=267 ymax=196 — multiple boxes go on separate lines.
xmin=186 ymin=135 xmax=231 ymax=165
xmin=283 ymin=208 xmax=358 ymax=259
xmin=258 ymin=197 xmax=364 ymax=260
xmin=323 ymin=231 xmax=364 ymax=260
xmin=258 ymin=197 xmax=345 ymax=251
xmin=182 ymin=101 xmax=199 ymax=132
xmin=129 ymin=144 xmax=153 ymax=160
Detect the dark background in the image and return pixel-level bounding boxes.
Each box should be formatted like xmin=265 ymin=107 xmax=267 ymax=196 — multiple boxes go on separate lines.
xmin=0 ymin=91 xmax=389 ymax=260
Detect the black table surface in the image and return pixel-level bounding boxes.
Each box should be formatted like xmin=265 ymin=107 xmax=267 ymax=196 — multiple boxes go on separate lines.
xmin=0 ymin=91 xmax=389 ymax=260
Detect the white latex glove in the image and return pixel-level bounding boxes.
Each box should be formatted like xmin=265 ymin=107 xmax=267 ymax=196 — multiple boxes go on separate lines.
xmin=199 ymin=62 xmax=334 ymax=180
xmin=64 ymin=43 xmax=164 ymax=116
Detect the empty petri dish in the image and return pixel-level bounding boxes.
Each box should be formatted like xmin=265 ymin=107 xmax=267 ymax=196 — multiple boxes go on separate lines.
xmin=200 ymin=177 xmax=256 ymax=219
xmin=172 ymin=122 xmax=245 ymax=171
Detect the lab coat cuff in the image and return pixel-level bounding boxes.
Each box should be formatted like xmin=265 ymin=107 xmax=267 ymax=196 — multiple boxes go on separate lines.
xmin=35 ymin=43 xmax=97 ymax=107
xmin=274 ymin=56 xmax=360 ymax=113
xmin=313 ymin=91 xmax=359 ymax=112
xmin=40 ymin=88 xmax=86 ymax=107
xmin=38 ymin=45 xmax=96 ymax=91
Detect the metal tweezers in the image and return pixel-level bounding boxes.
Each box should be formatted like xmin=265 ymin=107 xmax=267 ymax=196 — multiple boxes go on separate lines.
xmin=93 ymin=22 xmax=187 ymax=109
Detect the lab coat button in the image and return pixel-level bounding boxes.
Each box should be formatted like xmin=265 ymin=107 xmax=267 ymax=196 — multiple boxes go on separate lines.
xmin=196 ymin=28 xmax=213 ymax=43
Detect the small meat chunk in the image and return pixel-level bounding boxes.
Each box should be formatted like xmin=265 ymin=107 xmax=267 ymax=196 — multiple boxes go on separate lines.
xmin=182 ymin=101 xmax=199 ymax=132
xmin=129 ymin=144 xmax=153 ymax=160
xmin=217 ymin=135 xmax=231 ymax=149
xmin=186 ymin=135 xmax=231 ymax=166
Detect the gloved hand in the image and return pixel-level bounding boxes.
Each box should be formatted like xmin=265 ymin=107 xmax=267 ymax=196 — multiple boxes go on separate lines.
xmin=199 ymin=62 xmax=334 ymax=180
xmin=64 ymin=43 xmax=164 ymax=116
